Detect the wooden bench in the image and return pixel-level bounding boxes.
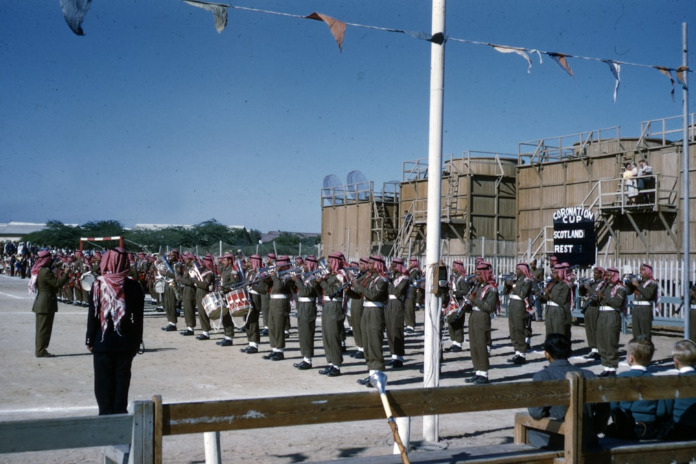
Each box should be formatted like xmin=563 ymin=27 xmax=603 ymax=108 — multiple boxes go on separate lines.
xmin=513 ymin=372 xmax=696 ymax=463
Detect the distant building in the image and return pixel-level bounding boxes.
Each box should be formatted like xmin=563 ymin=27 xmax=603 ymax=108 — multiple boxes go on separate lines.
xmin=0 ymin=222 xmax=47 ymax=242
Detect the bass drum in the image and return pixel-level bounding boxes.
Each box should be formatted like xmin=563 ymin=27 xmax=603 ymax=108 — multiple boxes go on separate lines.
xmin=80 ymin=272 xmax=96 ymax=292
xmin=203 ymin=292 xmax=228 ymax=321
xmin=226 ymin=289 xmax=251 ymax=328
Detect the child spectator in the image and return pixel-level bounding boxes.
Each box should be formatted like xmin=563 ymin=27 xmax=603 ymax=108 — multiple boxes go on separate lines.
xmin=605 ymin=336 xmax=658 ymax=439
xmin=657 ymin=340 xmax=696 ymax=440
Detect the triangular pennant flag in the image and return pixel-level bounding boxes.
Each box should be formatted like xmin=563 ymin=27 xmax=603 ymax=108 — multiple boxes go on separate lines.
xmin=184 ymin=0 xmax=228 ymax=34
xmin=492 ymin=45 xmax=532 ymax=73
xmin=306 ymin=12 xmax=346 ymax=51
xmin=548 ymin=53 xmax=573 ymax=76
xmin=656 ymin=67 xmax=675 ymax=101
xmin=60 ymin=0 xmax=92 ymax=36
xmin=676 ymin=65 xmax=689 ymax=90
xmin=605 ymin=61 xmax=621 ymax=103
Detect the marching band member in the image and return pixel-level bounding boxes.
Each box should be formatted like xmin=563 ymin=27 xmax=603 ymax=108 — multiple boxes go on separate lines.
xmin=240 ymin=254 xmax=264 ymax=353
xmin=351 ymin=255 xmax=389 ymax=387
xmin=504 ymin=262 xmax=534 ymax=365
xmin=215 ymin=252 xmax=237 ymax=346
xmin=316 ymin=252 xmax=349 ymax=377
xmin=626 ymin=263 xmax=658 ymax=341
xmin=444 ymin=260 xmax=471 ymax=353
xmin=161 ymin=249 xmax=180 ymax=332
xmin=259 ymin=253 xmax=276 ymax=337
xmin=178 ymin=252 xmax=198 ymax=337
xmin=346 ymin=257 xmax=369 ymax=360
xmin=385 ymin=258 xmax=409 ymax=368
xmin=465 ymin=261 xmax=499 ymax=384
xmin=579 ymin=267 xmax=606 ymax=360
xmin=193 ymin=254 xmax=216 ymax=341
xmin=263 ymin=255 xmax=294 ymax=361
xmin=595 ymin=267 xmax=627 ymax=377
xmin=291 ymin=255 xmax=321 ymax=370
xmin=541 ymin=263 xmax=573 ymax=342
xmin=404 ymin=257 xmax=422 ymax=333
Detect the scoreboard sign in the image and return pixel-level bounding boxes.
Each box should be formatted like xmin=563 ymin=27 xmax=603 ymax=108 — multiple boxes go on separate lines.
xmin=552 ymin=207 xmax=596 ymax=267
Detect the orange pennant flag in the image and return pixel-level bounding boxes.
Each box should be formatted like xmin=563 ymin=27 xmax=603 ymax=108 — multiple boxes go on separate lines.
xmin=656 ymin=66 xmax=676 ymax=100
xmin=306 ymin=12 xmax=346 ymax=52
xmin=548 ymin=53 xmax=573 ymax=76
xmin=676 ymin=65 xmax=689 ymax=88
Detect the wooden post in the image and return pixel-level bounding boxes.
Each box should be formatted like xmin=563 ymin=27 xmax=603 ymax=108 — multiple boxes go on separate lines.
xmin=564 ymin=371 xmax=584 ymax=464
xmin=153 ymin=395 xmax=163 ymax=464
xmin=130 ymin=400 xmax=154 ymax=464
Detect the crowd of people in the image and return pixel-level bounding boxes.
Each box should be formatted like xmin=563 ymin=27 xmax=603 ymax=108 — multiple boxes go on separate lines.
xmin=14 ymin=243 xmax=696 ymax=437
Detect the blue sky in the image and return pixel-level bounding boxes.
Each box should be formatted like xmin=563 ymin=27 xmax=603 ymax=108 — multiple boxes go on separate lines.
xmin=1 ymin=1 xmax=693 ymax=233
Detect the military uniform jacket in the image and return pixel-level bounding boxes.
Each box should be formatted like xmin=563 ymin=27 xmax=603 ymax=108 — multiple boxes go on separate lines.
xmin=545 ymin=281 xmax=571 ymax=309
xmin=405 ymin=267 xmax=422 ymax=301
xmin=469 ymin=282 xmax=498 ymax=314
xmin=453 ymin=274 xmax=472 ymax=303
xmin=629 ymin=279 xmax=658 ymax=304
xmin=32 ymin=267 xmax=70 ymax=314
xmin=352 ymin=271 xmax=388 ymax=305
xmin=505 ymin=277 xmax=533 ymax=310
xmin=319 ymin=272 xmax=347 ymax=301
xmin=600 ymin=282 xmax=627 ymax=311
xmin=388 ymin=274 xmax=409 ymax=302
xmin=219 ymin=265 xmax=236 ymax=292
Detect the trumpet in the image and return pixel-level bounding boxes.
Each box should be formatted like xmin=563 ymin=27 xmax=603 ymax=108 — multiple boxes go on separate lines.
xmin=329 ymin=269 xmax=368 ymax=299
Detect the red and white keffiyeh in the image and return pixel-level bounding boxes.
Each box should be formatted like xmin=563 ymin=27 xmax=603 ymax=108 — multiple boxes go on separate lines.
xmin=92 ymin=248 xmax=130 ymax=340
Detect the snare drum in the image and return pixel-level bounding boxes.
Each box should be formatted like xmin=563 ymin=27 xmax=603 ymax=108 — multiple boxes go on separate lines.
xmin=154 ymin=279 xmax=166 ymax=294
xmin=226 ymin=289 xmax=251 ymax=327
xmin=203 ymin=292 xmax=227 ymax=320
xmin=442 ymin=297 xmax=463 ymax=323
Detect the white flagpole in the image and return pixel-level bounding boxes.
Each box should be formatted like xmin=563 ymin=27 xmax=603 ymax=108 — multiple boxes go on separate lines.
xmin=423 ymin=0 xmax=446 ymax=443
xmin=681 ymin=22 xmax=691 ymax=340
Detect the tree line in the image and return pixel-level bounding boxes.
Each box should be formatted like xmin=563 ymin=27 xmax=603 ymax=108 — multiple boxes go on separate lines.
xmin=20 ymin=219 xmax=320 ymax=257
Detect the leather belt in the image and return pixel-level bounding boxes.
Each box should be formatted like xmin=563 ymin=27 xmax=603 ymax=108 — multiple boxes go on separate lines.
xmin=509 ymin=295 xmax=522 ymax=300
xmin=297 ymin=297 xmax=315 ymax=303
xmin=632 ymin=301 xmax=652 ymax=306
xmin=323 ymin=296 xmax=342 ymax=302
xmin=547 ymin=301 xmax=559 ymax=307
xmin=599 ymin=306 xmax=615 ymax=312
xmin=270 ymin=294 xmax=288 ymax=300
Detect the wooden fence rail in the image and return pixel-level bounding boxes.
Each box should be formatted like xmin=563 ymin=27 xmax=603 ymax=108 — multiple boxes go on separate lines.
xmin=1 ymin=376 xmax=695 ymax=464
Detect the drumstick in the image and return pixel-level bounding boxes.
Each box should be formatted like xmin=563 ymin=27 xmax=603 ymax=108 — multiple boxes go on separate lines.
xmin=370 ymin=372 xmax=410 ymax=464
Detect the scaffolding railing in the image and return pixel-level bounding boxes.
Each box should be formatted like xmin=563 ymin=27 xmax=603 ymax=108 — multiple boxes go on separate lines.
xmin=517 ymin=126 xmax=621 ymax=165
xmin=638 ymin=113 xmax=696 ymax=147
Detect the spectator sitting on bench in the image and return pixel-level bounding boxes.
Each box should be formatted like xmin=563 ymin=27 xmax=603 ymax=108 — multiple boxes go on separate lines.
xmin=528 ymin=333 xmax=608 ymax=450
xmin=605 ymin=336 xmax=658 ymax=440
xmin=657 ymin=340 xmax=696 ymax=440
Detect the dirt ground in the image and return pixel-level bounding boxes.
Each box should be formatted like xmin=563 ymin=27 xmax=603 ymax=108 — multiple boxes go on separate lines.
xmin=0 ymin=274 xmax=685 ymax=463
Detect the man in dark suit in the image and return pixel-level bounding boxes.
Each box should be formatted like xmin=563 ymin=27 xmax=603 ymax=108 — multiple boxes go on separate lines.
xmin=528 ymin=333 xmax=606 ymax=450
xmin=86 ymin=247 xmax=144 ymax=415
xmin=30 ymin=250 xmax=69 ymax=358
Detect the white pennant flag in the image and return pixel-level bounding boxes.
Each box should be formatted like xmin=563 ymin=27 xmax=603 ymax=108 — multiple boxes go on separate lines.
xmin=606 ymin=61 xmax=621 ymax=103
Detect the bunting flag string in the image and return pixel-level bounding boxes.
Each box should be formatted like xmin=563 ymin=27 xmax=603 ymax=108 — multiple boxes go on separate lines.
xmin=58 ymin=0 xmax=690 ymax=101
